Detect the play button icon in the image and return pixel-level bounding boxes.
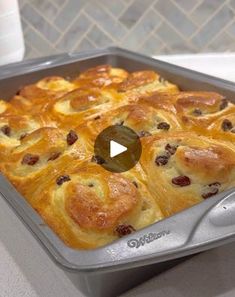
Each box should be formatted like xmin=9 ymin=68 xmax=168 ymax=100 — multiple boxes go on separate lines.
xmin=93 ymin=125 xmax=142 ymax=173
xmin=110 ymin=140 xmax=127 ymax=158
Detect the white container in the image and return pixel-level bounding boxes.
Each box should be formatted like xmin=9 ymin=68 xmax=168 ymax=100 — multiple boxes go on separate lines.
xmin=0 ymin=0 xmax=25 ymax=66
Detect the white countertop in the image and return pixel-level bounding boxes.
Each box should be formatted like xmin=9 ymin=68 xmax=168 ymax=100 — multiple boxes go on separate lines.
xmin=1 ymin=53 xmax=235 ymax=297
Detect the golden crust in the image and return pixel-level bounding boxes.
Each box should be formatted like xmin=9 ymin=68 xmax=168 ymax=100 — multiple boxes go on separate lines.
xmin=76 ymin=102 xmax=182 ymax=149
xmin=140 ymin=132 xmax=235 ymax=217
xmin=38 ymin=162 xmax=163 ymax=249
xmin=0 ymin=114 xmax=56 ymax=161
xmin=117 ymin=71 xmax=179 ymax=102
xmin=50 ymin=87 xmax=123 ymax=128
xmin=10 ymin=76 xmax=77 ymax=114
xmin=73 ymin=64 xmax=129 ymax=89
xmin=1 ymin=127 xmax=90 ymax=197
xmin=1 ymin=64 xmax=235 ymax=249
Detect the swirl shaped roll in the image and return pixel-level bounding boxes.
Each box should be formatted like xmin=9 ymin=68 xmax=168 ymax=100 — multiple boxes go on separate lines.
xmin=51 ymin=87 xmax=123 ymax=128
xmin=73 ymin=64 xmax=129 ymax=88
xmin=76 ymin=102 xmax=182 ymax=149
xmin=38 ymin=162 xmax=163 ymax=249
xmin=1 ymin=127 xmax=91 ymax=202
xmin=117 ymin=70 xmax=179 ymax=103
xmin=140 ymin=132 xmax=235 ymax=217
xmin=208 ymin=112 xmax=235 ymax=143
xmin=173 ymin=91 xmax=234 ymax=132
xmin=0 ymin=114 xmax=56 ymax=161
xmin=10 ymin=76 xmax=76 ymax=114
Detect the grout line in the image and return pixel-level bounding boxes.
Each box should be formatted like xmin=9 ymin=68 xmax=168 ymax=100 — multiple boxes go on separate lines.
xmin=42 ymin=0 xmax=60 ymax=22
xmin=21 ymin=16 xmax=32 ymax=37
xmin=48 ymin=0 xmax=69 ymax=25
xmin=152 ymin=6 xmax=190 ymax=42
xmin=54 ymin=10 xmax=85 ymax=46
xmin=83 ymin=2 xmax=128 ymax=42
xmin=24 ymin=2 xmax=63 ymax=36
xmin=91 ymin=0 xmax=127 ymax=29
xmin=121 ymin=0 xmax=135 ymax=8
xmin=152 ymin=31 xmax=167 ymax=49
xmin=155 ymin=44 xmax=167 ymax=55
xmin=172 ymin=0 xmax=202 ymax=14
xmin=172 ymin=0 xmax=204 ymax=28
xmin=85 ymin=35 xmax=98 ymax=48
xmin=69 ymin=16 xmax=94 ymax=52
xmin=189 ymin=1 xmax=229 ymax=41
xmin=170 ymin=0 xmax=200 ymax=28
xmin=83 ymin=10 xmax=117 ymax=43
xmin=80 ymin=24 xmax=99 ymax=48
xmin=225 ymin=27 xmax=235 ymax=40
xmin=152 ymin=12 xmax=199 ymax=52
xmin=189 ymin=0 xmax=205 ymax=14
xmin=190 ymin=0 xmax=228 ymax=29
xmin=25 ymin=40 xmax=41 ymax=56
xmin=202 ymin=15 xmax=234 ymax=50
xmin=162 ymin=44 xmax=173 ymax=54
xmin=228 ymin=1 xmax=235 ymax=13
xmin=138 ymin=31 xmax=160 ymax=52
xmin=122 ymin=1 xmax=159 ymax=43
xmin=136 ymin=20 xmax=163 ymax=50
xmin=23 ymin=18 xmax=59 ymax=51
xmin=115 ymin=1 xmax=133 ymax=19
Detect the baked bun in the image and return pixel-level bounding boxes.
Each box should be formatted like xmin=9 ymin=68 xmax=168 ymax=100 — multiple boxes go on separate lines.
xmin=0 ymin=114 xmax=56 ymax=161
xmin=78 ymin=103 xmax=182 ymax=148
xmin=38 ymin=162 xmax=163 ymax=249
xmin=10 ymin=76 xmax=76 ymax=114
xmin=50 ymin=87 xmax=122 ymax=128
xmin=1 ymin=127 xmax=90 ymax=201
xmin=1 ymin=64 xmax=235 ymax=249
xmin=117 ymin=70 xmax=179 ymax=102
xmin=174 ymin=91 xmax=234 ymax=132
xmin=208 ymin=112 xmax=235 ymax=142
xmin=0 ymin=99 xmax=16 ymax=115
xmin=140 ymin=132 xmax=235 ymax=217
xmin=138 ymin=92 xmax=178 ymax=114
xmin=73 ymin=64 xmax=129 ymax=88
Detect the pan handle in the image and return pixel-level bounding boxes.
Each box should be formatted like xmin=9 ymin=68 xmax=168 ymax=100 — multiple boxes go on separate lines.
xmin=104 ymin=188 xmax=235 ymax=268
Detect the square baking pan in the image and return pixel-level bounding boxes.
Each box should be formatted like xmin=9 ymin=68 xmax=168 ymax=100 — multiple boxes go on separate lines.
xmin=1 ymin=47 xmax=235 ymax=297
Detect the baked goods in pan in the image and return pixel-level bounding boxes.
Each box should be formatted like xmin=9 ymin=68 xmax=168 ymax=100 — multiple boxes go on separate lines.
xmin=140 ymin=132 xmax=235 ymax=216
xmin=1 ymin=64 xmax=234 ymax=249
xmin=38 ymin=162 xmax=163 ymax=248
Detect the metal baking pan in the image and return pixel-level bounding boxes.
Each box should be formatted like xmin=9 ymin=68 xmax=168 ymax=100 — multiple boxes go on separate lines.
xmin=1 ymin=47 xmax=235 ymax=297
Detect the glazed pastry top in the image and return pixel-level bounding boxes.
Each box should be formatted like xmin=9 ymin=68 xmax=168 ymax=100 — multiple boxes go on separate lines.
xmin=0 ymin=64 xmax=234 ymax=249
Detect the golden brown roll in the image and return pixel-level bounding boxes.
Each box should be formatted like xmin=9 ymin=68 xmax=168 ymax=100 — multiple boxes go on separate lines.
xmin=117 ymin=70 xmax=179 ymax=102
xmin=140 ymin=132 xmax=235 ymax=217
xmin=73 ymin=64 xmax=129 ymax=88
xmin=1 ymin=127 xmax=91 ymax=201
xmin=77 ymin=103 xmax=182 ymax=149
xmin=138 ymin=92 xmax=178 ymax=114
xmin=10 ymin=76 xmax=76 ymax=114
xmin=38 ymin=162 xmax=163 ymax=249
xmin=50 ymin=87 xmax=123 ymax=128
xmin=208 ymin=112 xmax=235 ymax=142
xmin=174 ymin=91 xmax=234 ymax=132
xmin=0 ymin=114 xmax=56 ymax=161
xmin=0 ymin=99 xmax=16 ymax=115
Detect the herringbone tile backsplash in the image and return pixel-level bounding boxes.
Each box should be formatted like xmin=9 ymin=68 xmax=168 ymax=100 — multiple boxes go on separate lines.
xmin=19 ymin=0 xmax=235 ymax=59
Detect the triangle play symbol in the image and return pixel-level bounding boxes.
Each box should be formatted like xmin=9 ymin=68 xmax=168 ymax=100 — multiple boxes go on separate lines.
xmin=110 ymin=140 xmax=127 ymax=158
